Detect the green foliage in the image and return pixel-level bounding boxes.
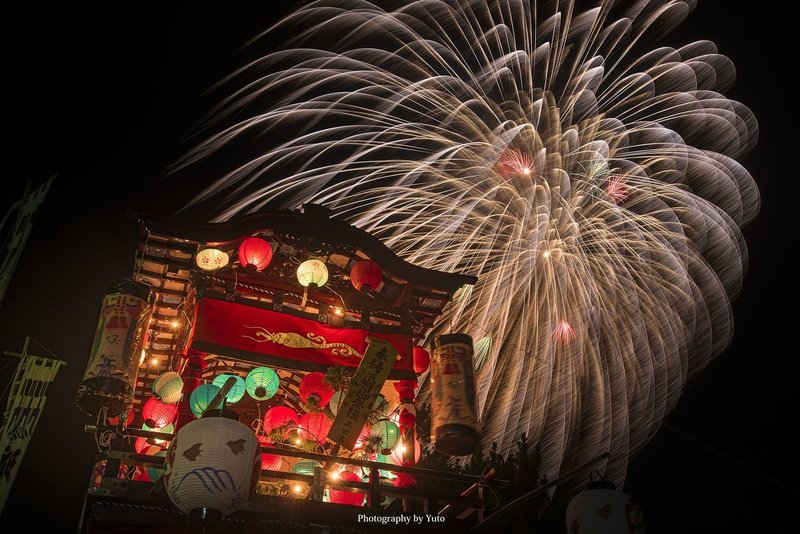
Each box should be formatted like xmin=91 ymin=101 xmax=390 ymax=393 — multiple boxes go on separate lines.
xmin=324 ymin=365 xmax=351 ymax=389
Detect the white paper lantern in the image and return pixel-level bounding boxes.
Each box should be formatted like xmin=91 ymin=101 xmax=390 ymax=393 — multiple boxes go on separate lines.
xmin=152 ymin=371 xmax=184 ymax=404
xmin=565 ymin=482 xmax=646 ymax=534
xmin=296 ymin=259 xmax=328 ymax=287
xmin=196 ymin=248 xmax=229 ymax=271
xmin=164 ymin=414 xmax=261 ymax=517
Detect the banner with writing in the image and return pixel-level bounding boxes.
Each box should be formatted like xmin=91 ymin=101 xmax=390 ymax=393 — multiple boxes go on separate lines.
xmin=0 ymin=351 xmax=65 ymax=513
xmin=328 ymin=338 xmax=398 ymax=450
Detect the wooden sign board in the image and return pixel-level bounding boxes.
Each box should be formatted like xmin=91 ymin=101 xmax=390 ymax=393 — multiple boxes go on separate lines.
xmin=328 ymin=338 xmax=398 ymax=450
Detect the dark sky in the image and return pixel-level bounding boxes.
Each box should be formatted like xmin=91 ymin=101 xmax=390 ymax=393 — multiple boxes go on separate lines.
xmin=1 ymin=1 xmax=796 ymax=532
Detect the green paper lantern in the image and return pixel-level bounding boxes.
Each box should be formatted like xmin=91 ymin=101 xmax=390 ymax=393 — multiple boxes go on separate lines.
xmin=292 ymin=459 xmax=321 ymax=476
xmin=142 ymin=422 xmax=174 ymax=434
xmin=212 ymin=373 xmax=246 ymax=404
xmin=189 ymin=383 xmax=221 ymax=418
xmin=371 ymin=419 xmax=400 ymax=451
xmin=147 ymin=450 xmax=168 ymax=482
xmin=246 ymin=367 xmax=280 ymax=400
xmin=375 ymin=453 xmax=398 ymax=480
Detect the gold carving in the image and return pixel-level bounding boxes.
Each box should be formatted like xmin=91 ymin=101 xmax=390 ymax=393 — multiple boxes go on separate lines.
xmin=242 ymin=326 xmax=364 ymax=359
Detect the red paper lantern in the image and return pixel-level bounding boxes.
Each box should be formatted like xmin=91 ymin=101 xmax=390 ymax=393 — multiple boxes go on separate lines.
xmin=298 ymin=412 xmax=333 ymax=444
xmin=298 ymin=372 xmax=334 ymax=407
xmin=257 ymin=435 xmax=283 ymax=471
xmin=134 ymin=436 xmax=148 ymax=454
xmin=393 ymin=461 xmax=417 ymax=488
xmin=330 ymin=471 xmax=365 ymax=506
xmin=263 ymin=406 xmax=298 ymax=435
xmin=350 ymin=260 xmax=382 ymax=292
xmin=238 ymin=237 xmax=273 ymax=272
xmin=413 ymin=346 xmax=430 ymax=374
xmin=141 ymin=397 xmax=177 ymax=428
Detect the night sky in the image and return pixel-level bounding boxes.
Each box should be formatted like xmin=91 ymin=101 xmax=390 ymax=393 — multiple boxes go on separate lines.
xmin=1 ymin=2 xmax=795 ymax=532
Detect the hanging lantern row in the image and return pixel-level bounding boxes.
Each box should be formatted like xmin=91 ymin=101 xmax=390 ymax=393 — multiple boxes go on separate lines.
xmin=182 ymin=367 xmax=282 ymax=422
xmin=195 ymin=237 xmax=274 ymax=272
xmin=195 ymin=241 xmax=392 ymax=318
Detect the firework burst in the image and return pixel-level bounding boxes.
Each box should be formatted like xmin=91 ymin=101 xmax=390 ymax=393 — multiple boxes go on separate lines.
xmin=173 ymin=0 xmax=759 ymax=488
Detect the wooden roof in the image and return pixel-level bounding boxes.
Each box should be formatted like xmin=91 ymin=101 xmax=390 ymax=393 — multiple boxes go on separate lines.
xmin=128 ymin=205 xmax=476 ymax=378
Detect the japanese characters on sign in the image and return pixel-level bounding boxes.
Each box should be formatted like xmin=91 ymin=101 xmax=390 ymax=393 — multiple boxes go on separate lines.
xmin=328 ymin=338 xmax=398 ymax=449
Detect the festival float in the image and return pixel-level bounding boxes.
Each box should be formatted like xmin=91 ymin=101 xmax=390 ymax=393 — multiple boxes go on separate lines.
xmin=75 ymin=205 xmax=501 ymax=532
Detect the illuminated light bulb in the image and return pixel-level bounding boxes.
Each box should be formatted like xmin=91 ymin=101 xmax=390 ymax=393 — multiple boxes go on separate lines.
xmin=295 ymin=438 xmax=302 ymax=445
xmin=150 ymin=358 xmax=158 ymax=366
xmin=293 ymin=484 xmax=303 ymax=494
xmin=543 ymin=250 xmax=551 ymax=258
xmin=329 ymin=470 xmax=340 ymax=480
xmin=171 ymin=321 xmax=179 ymax=328
xmin=333 ymin=307 xmax=344 ymax=317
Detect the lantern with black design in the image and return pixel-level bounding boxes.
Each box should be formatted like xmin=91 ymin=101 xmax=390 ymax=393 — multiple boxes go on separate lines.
xmin=164 ymin=378 xmax=261 ymax=522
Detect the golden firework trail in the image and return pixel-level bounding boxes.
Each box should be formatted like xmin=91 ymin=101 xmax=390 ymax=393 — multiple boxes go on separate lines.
xmin=173 ymin=0 xmax=759 ymax=488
